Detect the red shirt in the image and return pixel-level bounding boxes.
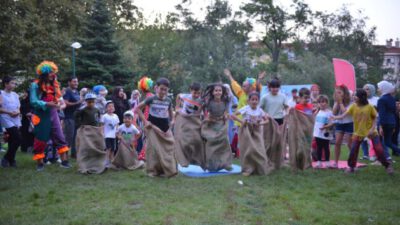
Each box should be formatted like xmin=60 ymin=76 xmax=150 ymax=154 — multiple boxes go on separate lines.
xmin=295 ymin=103 xmax=314 ymax=115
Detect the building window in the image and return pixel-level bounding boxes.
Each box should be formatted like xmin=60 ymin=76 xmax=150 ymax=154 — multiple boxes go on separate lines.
xmin=386 ymin=58 xmax=391 ymax=65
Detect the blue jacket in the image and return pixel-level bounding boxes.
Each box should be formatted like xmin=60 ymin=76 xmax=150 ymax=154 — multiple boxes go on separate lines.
xmin=377 ymin=94 xmax=397 ymax=125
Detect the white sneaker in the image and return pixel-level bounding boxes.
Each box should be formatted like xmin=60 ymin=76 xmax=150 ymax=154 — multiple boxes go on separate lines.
xmin=369 ymin=156 xmax=376 ymax=162
xmin=325 ymin=161 xmax=331 ymax=168
xmin=316 ymin=161 xmax=322 ymax=168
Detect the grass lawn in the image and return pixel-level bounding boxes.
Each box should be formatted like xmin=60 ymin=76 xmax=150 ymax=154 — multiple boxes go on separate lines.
xmin=1 ymin=147 xmax=400 ymax=225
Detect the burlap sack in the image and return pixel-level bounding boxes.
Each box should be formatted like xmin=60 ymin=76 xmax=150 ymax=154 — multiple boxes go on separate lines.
xmin=282 ymin=109 xmax=314 ymax=170
xmin=144 ymin=123 xmax=178 ymax=177
xmin=201 ymin=119 xmax=232 ymax=172
xmin=174 ymin=113 xmax=205 ymax=168
xmin=76 ymin=125 xmax=107 ymax=174
xmin=239 ymin=123 xmax=272 ymax=175
xmin=263 ymin=118 xmax=283 ymax=170
xmin=112 ymin=140 xmax=143 ymax=170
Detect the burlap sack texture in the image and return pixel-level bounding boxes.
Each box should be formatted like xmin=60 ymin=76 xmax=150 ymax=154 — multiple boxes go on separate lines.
xmin=282 ymin=109 xmax=314 ymax=171
xmin=201 ymin=119 xmax=233 ymax=172
xmin=76 ymin=125 xmax=107 ymax=174
xmin=239 ymin=123 xmax=273 ymax=175
xmin=144 ymin=123 xmax=178 ymax=178
xmin=174 ymin=112 xmax=206 ymax=169
xmin=112 ymin=140 xmax=143 ymax=170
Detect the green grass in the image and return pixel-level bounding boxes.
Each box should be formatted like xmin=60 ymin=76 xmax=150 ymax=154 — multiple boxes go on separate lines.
xmin=1 ymin=147 xmax=400 ymax=225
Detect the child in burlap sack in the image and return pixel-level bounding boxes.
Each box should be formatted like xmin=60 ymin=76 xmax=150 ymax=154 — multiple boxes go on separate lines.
xmin=231 ymin=92 xmax=272 ymax=176
xmin=135 ymin=78 xmax=177 ymax=178
xmin=201 ymin=83 xmax=233 ymax=172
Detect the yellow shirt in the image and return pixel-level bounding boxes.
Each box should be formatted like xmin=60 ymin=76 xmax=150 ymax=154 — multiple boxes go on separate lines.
xmin=347 ymin=103 xmax=378 ymax=138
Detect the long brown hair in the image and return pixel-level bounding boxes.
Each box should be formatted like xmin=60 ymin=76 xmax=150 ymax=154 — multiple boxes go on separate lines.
xmin=334 ymin=85 xmax=351 ymax=106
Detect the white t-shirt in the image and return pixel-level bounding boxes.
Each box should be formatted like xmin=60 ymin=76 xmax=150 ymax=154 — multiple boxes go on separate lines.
xmin=100 ymin=113 xmax=119 ymax=138
xmin=179 ymin=94 xmax=202 ymax=115
xmin=238 ymin=105 xmax=266 ymax=123
xmin=0 ymin=91 xmax=21 ymax=128
xmin=287 ymin=97 xmax=297 ymax=108
xmin=259 ymin=93 xmax=287 ymax=119
xmin=313 ymin=109 xmax=333 ymax=140
xmin=118 ymin=124 xmax=140 ymax=143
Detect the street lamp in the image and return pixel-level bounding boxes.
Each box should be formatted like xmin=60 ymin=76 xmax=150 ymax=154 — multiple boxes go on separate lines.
xmin=71 ymin=42 xmax=82 ymax=77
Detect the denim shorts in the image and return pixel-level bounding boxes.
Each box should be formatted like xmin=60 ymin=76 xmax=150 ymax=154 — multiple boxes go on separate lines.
xmin=335 ymin=122 xmax=353 ymax=134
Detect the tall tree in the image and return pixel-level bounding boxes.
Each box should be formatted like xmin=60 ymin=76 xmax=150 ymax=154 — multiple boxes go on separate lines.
xmin=76 ymin=0 xmax=129 ymax=86
xmin=242 ymin=0 xmax=312 ymax=73
xmin=307 ymin=7 xmax=386 ymax=86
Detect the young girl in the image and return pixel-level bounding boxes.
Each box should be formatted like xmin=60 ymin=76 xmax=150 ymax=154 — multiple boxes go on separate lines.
xmin=332 ymin=89 xmax=393 ymax=174
xmin=129 ymin=90 xmax=141 ymax=109
xmin=232 ymin=92 xmax=271 ymax=176
xmin=313 ymin=95 xmax=334 ymax=168
xmin=201 ymin=83 xmax=232 ymax=172
xmin=331 ymin=85 xmax=353 ymax=168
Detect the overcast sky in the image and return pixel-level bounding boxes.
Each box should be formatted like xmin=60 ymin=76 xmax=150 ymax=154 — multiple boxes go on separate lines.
xmin=133 ymin=0 xmax=399 ymax=44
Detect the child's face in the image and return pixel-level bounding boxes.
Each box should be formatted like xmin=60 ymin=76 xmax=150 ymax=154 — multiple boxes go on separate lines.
xmin=299 ymin=95 xmax=310 ymax=104
xmin=249 ymin=95 xmax=259 ymax=109
xmin=354 ymin=95 xmax=360 ymax=104
xmin=99 ymin=89 xmax=107 ymax=97
xmin=5 ymin=80 xmax=17 ymax=91
xmin=106 ymin=103 xmax=115 ymax=113
xmin=157 ymin=84 xmax=169 ymax=99
xmin=318 ymin=100 xmax=328 ymax=110
xmin=86 ymin=99 xmax=95 ymax=108
xmin=270 ymin=87 xmax=279 ymax=95
xmin=123 ymin=116 xmax=133 ymax=126
xmin=190 ymin=89 xmax=201 ymax=99
xmin=335 ymin=89 xmax=344 ymax=98
xmin=242 ymin=81 xmax=251 ymax=93
xmin=213 ymin=86 xmax=223 ymax=99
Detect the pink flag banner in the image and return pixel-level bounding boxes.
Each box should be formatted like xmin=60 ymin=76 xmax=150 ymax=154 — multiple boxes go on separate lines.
xmin=332 ymin=58 xmax=356 ymax=92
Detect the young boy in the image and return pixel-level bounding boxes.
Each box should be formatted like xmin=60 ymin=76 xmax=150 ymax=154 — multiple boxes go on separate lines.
xmin=260 ymin=79 xmax=288 ymax=125
xmin=74 ymin=92 xmax=101 ymax=129
xmin=175 ymin=82 xmax=202 ymax=115
xmin=100 ymin=101 xmax=119 ymax=166
xmin=0 ymin=76 xmax=21 ymax=168
xmin=295 ymin=88 xmax=314 ymax=115
xmin=174 ymin=82 xmax=204 ymax=167
xmin=135 ymin=77 xmax=177 ymax=177
xmin=118 ymin=111 xmax=141 ymax=149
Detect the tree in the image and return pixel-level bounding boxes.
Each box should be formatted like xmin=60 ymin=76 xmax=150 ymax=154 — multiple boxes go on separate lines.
xmin=307 ymin=7 xmax=386 ymax=86
xmin=242 ymin=0 xmax=312 ymax=73
xmin=76 ymin=0 xmax=129 ymax=87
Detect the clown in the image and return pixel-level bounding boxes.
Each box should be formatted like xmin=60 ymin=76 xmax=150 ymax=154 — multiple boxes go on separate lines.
xmin=136 ymin=76 xmax=154 ymax=160
xmin=93 ymin=85 xmax=108 ymax=114
xmin=30 ymin=61 xmax=71 ymax=171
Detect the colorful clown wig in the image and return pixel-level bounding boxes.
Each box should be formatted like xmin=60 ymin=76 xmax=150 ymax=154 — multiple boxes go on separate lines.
xmin=138 ymin=76 xmax=154 ymax=92
xmin=245 ymin=77 xmax=257 ymax=90
xmin=93 ymin=85 xmax=107 ymax=95
xmin=36 ymin=60 xmax=58 ymax=76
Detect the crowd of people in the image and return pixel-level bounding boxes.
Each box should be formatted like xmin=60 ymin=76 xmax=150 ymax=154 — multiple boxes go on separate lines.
xmin=0 ymin=60 xmax=399 ymax=177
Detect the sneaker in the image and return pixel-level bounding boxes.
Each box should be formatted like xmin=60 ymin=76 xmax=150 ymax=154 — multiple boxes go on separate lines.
xmin=344 ymin=167 xmax=355 ymax=174
xmin=369 ymin=156 xmax=377 ymax=162
xmin=386 ymin=164 xmax=394 ymax=175
xmin=315 ymin=161 xmax=322 ymax=168
xmin=36 ymin=163 xmax=45 ymax=172
xmin=324 ymin=161 xmax=331 ymax=168
xmin=0 ymin=148 xmax=6 ymax=153
xmin=329 ymin=162 xmax=338 ymax=169
xmin=360 ymin=156 xmax=369 ymax=160
xmin=1 ymin=158 xmax=9 ymax=168
xmin=57 ymin=158 xmax=62 ymax=164
xmin=60 ymin=161 xmax=71 ymax=169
